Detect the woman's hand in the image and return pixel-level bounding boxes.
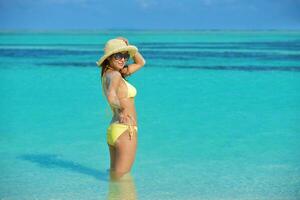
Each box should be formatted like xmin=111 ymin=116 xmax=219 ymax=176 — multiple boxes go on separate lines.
xmin=119 ymin=111 xmax=133 ymax=124
xmin=116 ymin=36 xmax=129 ymax=45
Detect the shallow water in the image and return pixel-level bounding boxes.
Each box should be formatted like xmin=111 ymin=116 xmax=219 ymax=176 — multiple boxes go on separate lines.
xmin=1 ymin=30 xmax=300 ymax=200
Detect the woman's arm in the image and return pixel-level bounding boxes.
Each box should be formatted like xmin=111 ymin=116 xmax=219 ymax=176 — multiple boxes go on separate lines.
xmin=122 ymin=52 xmax=146 ymax=76
xmin=104 ymin=71 xmax=135 ymax=124
xmin=105 ymin=71 xmax=122 ymax=109
xmin=116 ymin=37 xmax=146 ymax=77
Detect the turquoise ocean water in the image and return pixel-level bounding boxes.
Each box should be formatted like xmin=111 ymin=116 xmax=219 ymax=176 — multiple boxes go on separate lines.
xmin=0 ymin=30 xmax=300 ymax=200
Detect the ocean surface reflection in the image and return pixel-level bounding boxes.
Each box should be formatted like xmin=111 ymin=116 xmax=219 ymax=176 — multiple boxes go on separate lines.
xmin=107 ymin=173 xmax=137 ymax=200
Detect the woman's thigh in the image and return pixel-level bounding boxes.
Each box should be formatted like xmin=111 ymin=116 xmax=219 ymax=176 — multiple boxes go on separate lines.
xmin=114 ymin=129 xmax=137 ymax=173
xmin=108 ymin=144 xmax=116 ymax=170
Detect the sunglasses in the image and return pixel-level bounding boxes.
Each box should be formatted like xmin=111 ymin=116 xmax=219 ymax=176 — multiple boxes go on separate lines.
xmin=112 ymin=52 xmax=130 ymax=61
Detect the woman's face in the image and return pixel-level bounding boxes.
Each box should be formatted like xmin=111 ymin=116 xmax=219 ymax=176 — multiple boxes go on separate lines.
xmin=108 ymin=51 xmax=129 ymax=70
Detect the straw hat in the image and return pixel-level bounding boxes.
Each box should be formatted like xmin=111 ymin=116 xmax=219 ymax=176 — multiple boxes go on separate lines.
xmin=96 ymin=38 xmax=138 ymax=66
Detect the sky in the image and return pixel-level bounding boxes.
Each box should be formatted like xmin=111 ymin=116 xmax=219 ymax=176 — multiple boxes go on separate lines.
xmin=0 ymin=0 xmax=300 ymax=30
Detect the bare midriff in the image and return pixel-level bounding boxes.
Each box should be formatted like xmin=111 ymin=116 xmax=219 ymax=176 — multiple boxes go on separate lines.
xmin=110 ymin=97 xmax=137 ymax=126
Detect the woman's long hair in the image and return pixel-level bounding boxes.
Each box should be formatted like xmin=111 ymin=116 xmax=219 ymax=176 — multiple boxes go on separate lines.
xmin=101 ymin=59 xmax=109 ymax=78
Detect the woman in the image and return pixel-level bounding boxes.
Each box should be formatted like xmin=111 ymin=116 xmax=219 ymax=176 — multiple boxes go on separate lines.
xmin=96 ymin=37 xmax=146 ymax=180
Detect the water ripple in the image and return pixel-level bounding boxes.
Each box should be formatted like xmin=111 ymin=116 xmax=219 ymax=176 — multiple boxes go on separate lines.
xmin=1 ymin=48 xmax=300 ymax=61
xmin=38 ymin=62 xmax=300 ymax=72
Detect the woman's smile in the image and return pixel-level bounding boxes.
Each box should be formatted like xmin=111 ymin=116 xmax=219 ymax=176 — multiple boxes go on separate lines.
xmin=117 ymin=62 xmax=125 ymax=67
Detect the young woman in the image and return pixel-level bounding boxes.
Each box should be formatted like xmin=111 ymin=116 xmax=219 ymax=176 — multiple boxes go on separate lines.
xmin=96 ymin=37 xmax=146 ymax=180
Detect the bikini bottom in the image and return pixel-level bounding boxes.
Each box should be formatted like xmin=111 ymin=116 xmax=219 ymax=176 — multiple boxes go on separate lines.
xmin=107 ymin=123 xmax=138 ymax=146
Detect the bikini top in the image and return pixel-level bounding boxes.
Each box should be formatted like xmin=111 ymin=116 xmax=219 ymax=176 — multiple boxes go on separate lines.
xmin=102 ymin=69 xmax=137 ymax=99
xmin=122 ymin=78 xmax=137 ymax=98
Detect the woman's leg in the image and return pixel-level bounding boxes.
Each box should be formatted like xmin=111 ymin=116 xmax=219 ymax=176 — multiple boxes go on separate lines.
xmin=107 ymin=173 xmax=137 ymax=200
xmin=110 ymin=129 xmax=137 ymax=180
xmin=108 ymin=144 xmax=116 ymax=170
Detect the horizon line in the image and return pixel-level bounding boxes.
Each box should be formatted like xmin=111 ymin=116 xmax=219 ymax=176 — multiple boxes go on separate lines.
xmin=0 ymin=28 xmax=300 ymax=33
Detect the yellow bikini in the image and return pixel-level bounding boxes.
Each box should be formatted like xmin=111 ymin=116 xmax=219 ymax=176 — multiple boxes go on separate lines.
xmin=106 ymin=74 xmax=138 ymax=146
xmin=107 ymin=123 xmax=138 ymax=146
xmin=123 ymin=78 xmax=137 ymax=98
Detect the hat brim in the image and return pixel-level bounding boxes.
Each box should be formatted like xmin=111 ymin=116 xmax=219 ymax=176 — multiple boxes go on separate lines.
xmin=96 ymin=45 xmax=138 ymax=67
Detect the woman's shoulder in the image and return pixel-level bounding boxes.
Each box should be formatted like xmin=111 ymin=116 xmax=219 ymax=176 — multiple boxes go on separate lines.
xmin=104 ymin=70 xmax=122 ymax=78
xmin=103 ymin=70 xmax=123 ymax=83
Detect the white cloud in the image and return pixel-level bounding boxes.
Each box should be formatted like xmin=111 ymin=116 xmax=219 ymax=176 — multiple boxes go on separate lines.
xmin=135 ymin=0 xmax=158 ymax=9
xmin=202 ymin=0 xmax=213 ymax=6
xmin=133 ymin=0 xmax=238 ymax=10
xmin=200 ymin=0 xmax=237 ymax=6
